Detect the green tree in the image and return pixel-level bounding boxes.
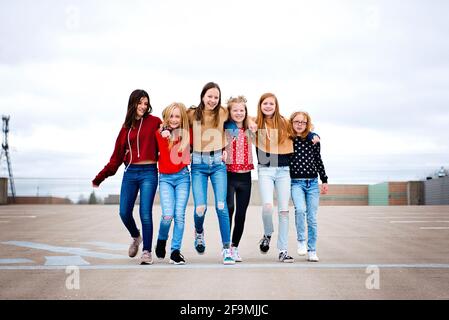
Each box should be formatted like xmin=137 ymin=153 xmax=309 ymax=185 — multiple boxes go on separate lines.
xmin=88 ymin=191 xmax=98 ymax=204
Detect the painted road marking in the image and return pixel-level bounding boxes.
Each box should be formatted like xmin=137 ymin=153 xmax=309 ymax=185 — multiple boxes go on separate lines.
xmin=390 ymin=221 xmax=449 ymax=223
xmin=2 ymin=241 xmax=129 ymax=260
xmin=0 ymin=216 xmax=37 ymax=218
xmin=1 ymin=263 xmax=449 ymax=270
xmin=82 ymin=242 xmax=128 ymax=251
xmin=368 ymin=216 xmax=449 ymax=219
xmin=44 ymin=256 xmax=90 ymax=266
xmin=0 ymin=258 xmax=34 ymax=264
xmin=420 ymin=227 xmax=449 ymax=230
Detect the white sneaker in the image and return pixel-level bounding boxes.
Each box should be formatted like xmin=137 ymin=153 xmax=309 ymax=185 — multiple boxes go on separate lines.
xmin=222 ymin=248 xmax=235 ymax=265
xmin=297 ymin=241 xmax=307 ymax=256
xmin=232 ymin=247 xmax=242 ymax=262
xmin=308 ymin=251 xmax=319 ymax=262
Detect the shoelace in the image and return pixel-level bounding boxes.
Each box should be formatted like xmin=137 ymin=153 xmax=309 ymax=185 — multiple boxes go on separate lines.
xmin=260 ymin=236 xmax=269 ymax=246
xmin=224 ymin=249 xmax=232 ymax=259
xmin=195 ymin=234 xmax=204 ymax=245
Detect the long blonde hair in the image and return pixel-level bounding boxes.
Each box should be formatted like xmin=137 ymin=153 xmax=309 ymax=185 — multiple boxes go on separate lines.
xmin=162 ymin=102 xmax=190 ymax=152
xmin=226 ymin=95 xmax=249 ymax=129
xmin=256 ymin=93 xmax=292 ymax=144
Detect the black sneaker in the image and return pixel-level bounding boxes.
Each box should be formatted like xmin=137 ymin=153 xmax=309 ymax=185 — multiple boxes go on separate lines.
xmin=194 ymin=230 xmax=206 ymax=254
xmin=170 ymin=250 xmax=186 ymax=265
xmin=278 ymin=251 xmax=294 ymax=263
xmin=155 ymin=239 xmax=166 ymax=259
xmin=259 ymin=235 xmax=271 ymax=253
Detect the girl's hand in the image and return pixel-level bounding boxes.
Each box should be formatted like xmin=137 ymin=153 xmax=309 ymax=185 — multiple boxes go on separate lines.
xmin=222 ymin=150 xmax=227 ymax=163
xmin=161 ymin=130 xmax=171 ymax=138
xmin=312 ymin=135 xmax=321 ymax=145
xmin=92 ymin=183 xmax=99 ymax=188
xmin=320 ymin=183 xmax=328 ymax=195
xmin=248 ymin=118 xmax=258 ymax=133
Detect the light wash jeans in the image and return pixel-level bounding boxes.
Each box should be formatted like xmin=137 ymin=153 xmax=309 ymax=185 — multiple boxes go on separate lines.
xmin=119 ymin=164 xmax=158 ymax=251
xmin=157 ymin=166 xmax=191 ymax=253
xmin=257 ymin=165 xmax=291 ymax=251
xmin=291 ymin=178 xmax=320 ymax=252
xmin=191 ymin=151 xmax=231 ymax=248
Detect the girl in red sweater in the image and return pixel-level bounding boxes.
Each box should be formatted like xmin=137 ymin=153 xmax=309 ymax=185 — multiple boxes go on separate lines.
xmin=92 ymin=89 xmax=161 ymax=265
xmin=154 ymin=103 xmax=191 ymax=265
xmin=224 ymin=96 xmax=254 ymax=262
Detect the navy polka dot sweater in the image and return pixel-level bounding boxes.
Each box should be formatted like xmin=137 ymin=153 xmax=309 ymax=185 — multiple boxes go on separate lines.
xmin=289 ymin=136 xmax=328 ymax=183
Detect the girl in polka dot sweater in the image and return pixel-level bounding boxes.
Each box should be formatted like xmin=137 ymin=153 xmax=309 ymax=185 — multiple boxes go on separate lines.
xmin=289 ymin=111 xmax=328 ymax=262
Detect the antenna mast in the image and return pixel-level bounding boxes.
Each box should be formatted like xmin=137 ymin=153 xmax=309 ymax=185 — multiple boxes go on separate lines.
xmin=1 ymin=115 xmax=16 ymax=202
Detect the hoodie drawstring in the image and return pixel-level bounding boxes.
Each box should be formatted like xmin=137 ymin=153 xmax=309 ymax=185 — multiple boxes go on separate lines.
xmin=125 ymin=128 xmax=133 ymax=172
xmin=124 ymin=118 xmax=143 ymax=172
xmin=137 ymin=118 xmax=143 ymax=158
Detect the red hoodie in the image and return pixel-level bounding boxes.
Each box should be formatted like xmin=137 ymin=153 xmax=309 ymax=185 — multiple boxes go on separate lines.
xmin=92 ymin=115 xmax=162 ymax=186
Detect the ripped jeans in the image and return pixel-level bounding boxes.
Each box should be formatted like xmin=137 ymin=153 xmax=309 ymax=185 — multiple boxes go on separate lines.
xmin=257 ymin=165 xmax=291 ymax=251
xmin=191 ymin=151 xmax=231 ymax=248
xmin=157 ymin=166 xmax=191 ymax=253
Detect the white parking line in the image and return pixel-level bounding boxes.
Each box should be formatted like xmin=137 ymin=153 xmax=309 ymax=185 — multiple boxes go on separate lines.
xmin=0 ymin=258 xmax=34 ymax=264
xmin=420 ymin=227 xmax=449 ymax=230
xmin=390 ymin=221 xmax=449 ymax=223
xmin=1 ymin=263 xmax=449 ymax=270
xmin=0 ymin=216 xmax=37 ymax=218
xmin=369 ymin=216 xmax=449 ymax=219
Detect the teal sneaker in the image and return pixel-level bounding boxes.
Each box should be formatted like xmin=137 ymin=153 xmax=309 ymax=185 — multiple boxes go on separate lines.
xmin=222 ymin=248 xmax=235 ymax=265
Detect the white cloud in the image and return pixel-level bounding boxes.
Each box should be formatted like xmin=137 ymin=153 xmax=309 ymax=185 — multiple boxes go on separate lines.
xmin=1 ymin=0 xmax=449 ymax=199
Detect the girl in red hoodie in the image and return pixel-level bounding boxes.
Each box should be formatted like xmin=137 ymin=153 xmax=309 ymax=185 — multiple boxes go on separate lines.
xmin=92 ymin=89 xmax=161 ymax=265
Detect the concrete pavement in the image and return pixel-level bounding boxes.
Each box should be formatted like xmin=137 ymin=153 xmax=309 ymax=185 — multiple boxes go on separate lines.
xmin=1 ymin=205 xmax=449 ymax=299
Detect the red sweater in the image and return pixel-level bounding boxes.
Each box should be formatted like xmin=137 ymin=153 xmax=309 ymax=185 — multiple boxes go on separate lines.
xmin=156 ymin=129 xmax=191 ymax=174
xmin=92 ymin=115 xmax=162 ymax=186
xmin=225 ymin=127 xmax=254 ymax=172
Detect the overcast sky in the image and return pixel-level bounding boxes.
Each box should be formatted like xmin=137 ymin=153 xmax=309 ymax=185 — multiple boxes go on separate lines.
xmin=1 ymin=0 xmax=449 ymax=199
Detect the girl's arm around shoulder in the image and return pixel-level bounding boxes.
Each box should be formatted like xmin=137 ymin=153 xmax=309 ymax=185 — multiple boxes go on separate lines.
xmin=307 ymin=131 xmax=321 ymax=144
xmin=247 ymin=115 xmax=257 ymax=133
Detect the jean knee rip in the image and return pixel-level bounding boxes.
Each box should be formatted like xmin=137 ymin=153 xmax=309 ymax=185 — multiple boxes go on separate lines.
xmin=196 ymin=205 xmax=206 ymax=217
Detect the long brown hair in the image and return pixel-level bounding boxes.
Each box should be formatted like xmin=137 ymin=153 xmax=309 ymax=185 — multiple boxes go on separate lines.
xmin=192 ymin=82 xmax=222 ymax=127
xmin=161 ymin=102 xmax=190 ymax=152
xmin=123 ymin=89 xmax=152 ymax=129
xmin=256 ymin=93 xmax=291 ymax=144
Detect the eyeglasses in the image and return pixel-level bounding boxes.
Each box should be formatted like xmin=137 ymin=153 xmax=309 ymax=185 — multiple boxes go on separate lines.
xmin=293 ymin=121 xmax=307 ymax=126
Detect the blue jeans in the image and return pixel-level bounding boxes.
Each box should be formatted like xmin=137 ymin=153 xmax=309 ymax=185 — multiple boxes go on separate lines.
xmin=119 ymin=164 xmax=158 ymax=251
xmin=291 ymin=178 xmax=320 ymax=252
xmin=257 ymin=166 xmax=291 ymax=251
xmin=157 ymin=167 xmax=191 ymax=252
xmin=191 ymin=151 xmax=231 ymax=248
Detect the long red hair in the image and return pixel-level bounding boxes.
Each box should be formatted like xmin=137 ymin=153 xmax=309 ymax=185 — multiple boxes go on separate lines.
xmin=256 ymin=93 xmax=292 ymax=144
